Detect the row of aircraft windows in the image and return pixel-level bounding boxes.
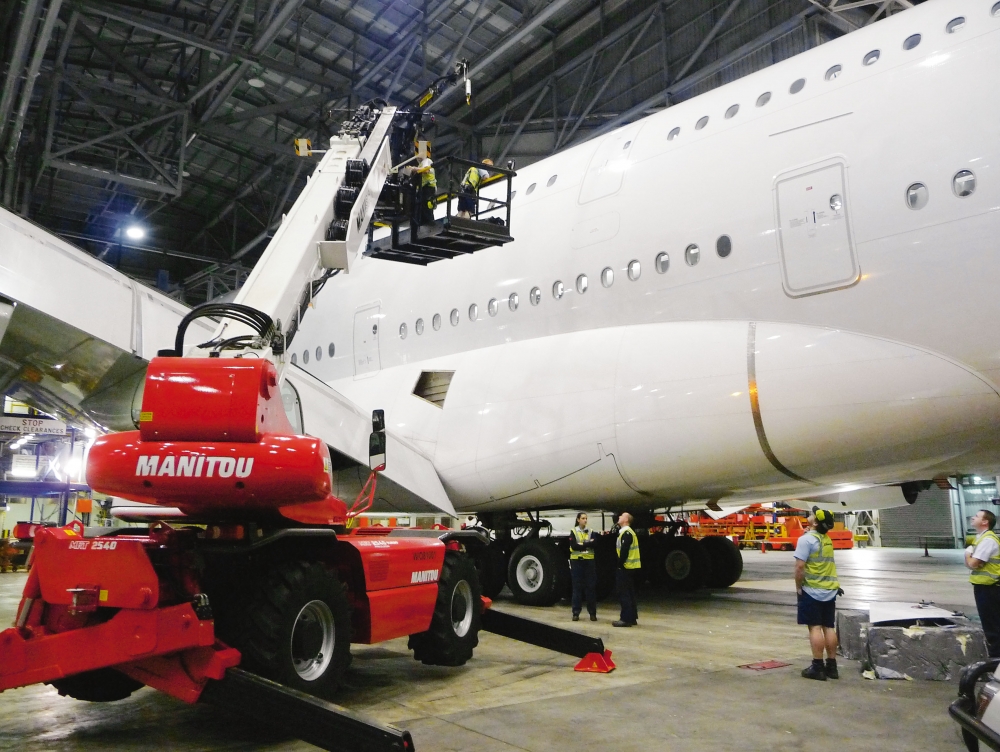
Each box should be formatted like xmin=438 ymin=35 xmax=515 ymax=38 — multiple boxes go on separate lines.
xmin=664 ymin=10 xmax=995 ymax=143
xmin=291 ymin=342 xmax=335 ymax=366
xmin=399 ymin=236 xmax=734 ymax=339
xmin=906 ymin=170 xmax=977 ymax=209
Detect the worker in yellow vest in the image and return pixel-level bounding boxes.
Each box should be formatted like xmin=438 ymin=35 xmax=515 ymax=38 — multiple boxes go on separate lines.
xmin=794 ymin=508 xmax=842 ymax=680
xmin=613 ymin=512 xmax=641 ymax=627
xmin=413 ymin=146 xmax=437 ymax=225
xmin=569 ymin=512 xmax=598 ymax=622
xmin=966 ymin=509 xmax=1000 ymax=657
xmin=457 ymin=158 xmax=493 ymax=219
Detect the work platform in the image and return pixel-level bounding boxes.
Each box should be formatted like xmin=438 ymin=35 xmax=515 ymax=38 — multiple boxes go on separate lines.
xmin=369 ymin=215 xmax=513 ymax=264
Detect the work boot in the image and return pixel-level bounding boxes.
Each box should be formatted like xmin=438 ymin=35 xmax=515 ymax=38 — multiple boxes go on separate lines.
xmin=612 ymin=620 xmax=634 ymax=627
xmin=801 ymin=660 xmax=827 ymax=681
xmin=590 ymin=614 xmax=597 ymax=622
xmin=572 ymin=613 xmax=580 ymax=622
xmin=825 ymin=659 xmax=839 ymax=679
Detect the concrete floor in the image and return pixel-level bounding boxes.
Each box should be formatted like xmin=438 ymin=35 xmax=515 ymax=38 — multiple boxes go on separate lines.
xmin=0 ymin=548 xmax=975 ymax=751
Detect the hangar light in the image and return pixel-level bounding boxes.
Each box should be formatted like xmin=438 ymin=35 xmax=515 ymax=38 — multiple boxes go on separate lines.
xmin=125 ymin=225 xmax=146 ymax=241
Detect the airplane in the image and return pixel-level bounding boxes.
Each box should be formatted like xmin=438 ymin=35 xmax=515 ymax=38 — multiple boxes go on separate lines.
xmin=0 ymin=0 xmax=996 ymax=604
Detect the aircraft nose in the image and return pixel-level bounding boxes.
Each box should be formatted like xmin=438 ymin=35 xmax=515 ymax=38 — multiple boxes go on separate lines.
xmin=751 ymin=322 xmax=1000 ymax=483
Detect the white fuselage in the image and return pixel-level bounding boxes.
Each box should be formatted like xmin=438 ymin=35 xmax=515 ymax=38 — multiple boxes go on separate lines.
xmin=293 ymin=0 xmax=1000 ymax=514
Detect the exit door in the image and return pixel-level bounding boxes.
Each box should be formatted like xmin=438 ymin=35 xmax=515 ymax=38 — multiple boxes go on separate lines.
xmin=774 ymin=158 xmax=859 ymax=297
xmin=353 ymin=303 xmax=381 ymax=378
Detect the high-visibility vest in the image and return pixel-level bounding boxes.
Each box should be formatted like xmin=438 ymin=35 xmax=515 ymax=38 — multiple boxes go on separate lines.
xmin=419 ymin=161 xmax=436 ymax=188
xmin=617 ymin=526 xmax=641 ymax=570
xmin=802 ymin=531 xmax=840 ymax=591
xmin=570 ymin=527 xmax=594 ymax=560
xmin=462 ymin=166 xmax=483 ymax=190
xmin=970 ymin=530 xmax=1000 ymax=585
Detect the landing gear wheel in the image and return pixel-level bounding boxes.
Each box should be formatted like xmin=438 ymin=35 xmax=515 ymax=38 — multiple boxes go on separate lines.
xmin=241 ymin=561 xmax=352 ymax=698
xmin=474 ymin=542 xmax=508 ymax=599
xmin=49 ymin=668 xmax=144 ymax=702
xmin=699 ymin=536 xmax=744 ymax=588
xmin=651 ymin=536 xmax=709 ymax=591
xmin=507 ymin=539 xmax=566 ymax=606
xmin=409 ymin=552 xmax=482 ymax=666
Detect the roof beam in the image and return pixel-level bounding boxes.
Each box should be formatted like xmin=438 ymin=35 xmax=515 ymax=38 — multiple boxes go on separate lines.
xmin=0 ymin=0 xmax=46 ymax=149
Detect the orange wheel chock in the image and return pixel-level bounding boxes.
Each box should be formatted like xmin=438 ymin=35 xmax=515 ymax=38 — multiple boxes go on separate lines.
xmin=574 ymin=650 xmax=615 ymax=673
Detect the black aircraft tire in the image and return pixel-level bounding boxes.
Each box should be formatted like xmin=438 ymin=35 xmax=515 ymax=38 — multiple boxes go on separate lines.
xmin=507 ymin=539 xmax=564 ymax=606
xmin=700 ymin=536 xmax=744 ymax=588
xmin=49 ymin=668 xmax=144 ymax=702
xmin=241 ymin=561 xmax=352 ymax=699
xmin=655 ymin=536 xmax=710 ymax=592
xmin=475 ymin=542 xmax=508 ymax=600
xmin=409 ymin=552 xmax=482 ymax=666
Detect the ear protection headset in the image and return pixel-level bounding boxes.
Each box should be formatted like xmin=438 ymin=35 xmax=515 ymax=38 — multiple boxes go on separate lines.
xmin=812 ymin=507 xmax=834 ymax=533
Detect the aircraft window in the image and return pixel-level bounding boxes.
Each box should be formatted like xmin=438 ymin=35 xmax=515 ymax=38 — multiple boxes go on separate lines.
xmin=830 ymin=194 xmax=843 ymax=211
xmin=576 ymin=274 xmax=589 ymax=294
xmin=291 ymin=353 xmax=298 ymax=365
xmin=529 ymin=287 xmax=541 ymax=305
xmin=601 ymin=267 xmax=614 ymax=287
xmin=552 ymin=281 xmax=565 ymax=299
xmin=303 ymin=349 xmax=310 ymax=364
xmin=623 ymin=141 xmax=631 ymax=149
xmin=526 ymin=183 xmax=537 ymax=195
xmin=416 ymin=318 xmax=424 ymax=335
xmin=789 ymin=78 xmax=805 ymax=94
xmin=432 ymin=313 xmax=441 ymax=331
xmin=905 ymin=183 xmax=928 ymax=210
xmin=450 ymin=308 xmax=459 ymax=326
xmin=508 ymin=293 xmax=519 ymax=311
xmin=468 ymin=303 xmax=478 ymax=320
xmin=725 ymin=104 xmax=739 ymax=119
xmin=628 ymin=259 xmax=641 ymax=281
xmin=953 ymin=170 xmax=976 ymax=197
xmin=716 ymin=235 xmax=732 ymax=258
xmin=668 ymin=127 xmax=680 ymax=140
xmin=328 ymin=342 xmax=335 ymax=357
xmin=946 ymin=17 xmax=965 ymax=32
xmin=756 ymin=91 xmax=771 ymax=107
xmin=993 ymin=3 xmax=1000 ymax=17
xmin=696 ymin=116 xmax=709 ymax=130
xmin=547 ymin=175 xmax=557 ymax=187
xmin=315 ymin=346 xmax=322 ymax=361
xmin=825 ymin=65 xmax=842 ymax=81
xmin=655 ymin=252 xmax=669 ymax=274
xmin=488 ymin=298 xmax=499 ymax=316
xmin=511 ymin=190 xmax=517 ymax=199
xmin=685 ymin=244 xmax=701 ymax=266
xmin=399 ymin=323 xmax=408 ymax=339
xmin=903 ymin=34 xmax=921 ymax=50
xmin=863 ymin=50 xmax=880 ymax=66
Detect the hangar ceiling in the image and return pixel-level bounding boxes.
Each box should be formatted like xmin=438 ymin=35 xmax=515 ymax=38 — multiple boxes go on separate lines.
xmin=0 ymin=0 xmax=918 ymax=302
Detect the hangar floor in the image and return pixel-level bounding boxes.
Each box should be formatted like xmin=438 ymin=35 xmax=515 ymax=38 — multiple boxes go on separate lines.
xmin=0 ymin=548 xmax=974 ymax=751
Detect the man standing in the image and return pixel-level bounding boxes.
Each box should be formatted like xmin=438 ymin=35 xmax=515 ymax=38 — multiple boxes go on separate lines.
xmin=966 ymin=509 xmax=1000 ymax=657
xmin=613 ymin=512 xmax=640 ymax=627
xmin=570 ymin=512 xmax=598 ymax=622
xmin=457 ymin=158 xmax=493 ymax=219
xmin=413 ymin=148 xmax=437 ymax=225
xmin=794 ymin=508 xmax=841 ymax=680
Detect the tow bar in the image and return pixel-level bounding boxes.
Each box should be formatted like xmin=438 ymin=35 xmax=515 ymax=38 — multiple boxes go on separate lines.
xmin=201 ymin=668 xmax=414 ymax=752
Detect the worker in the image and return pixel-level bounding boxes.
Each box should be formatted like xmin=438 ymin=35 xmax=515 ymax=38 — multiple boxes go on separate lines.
xmin=613 ymin=511 xmax=640 ymax=627
xmin=794 ymin=508 xmax=842 ymax=680
xmin=966 ymin=509 xmax=1000 ymax=657
xmin=457 ymin=158 xmax=493 ymax=219
xmin=569 ymin=512 xmax=598 ymax=622
xmin=413 ymin=147 xmax=436 ymax=225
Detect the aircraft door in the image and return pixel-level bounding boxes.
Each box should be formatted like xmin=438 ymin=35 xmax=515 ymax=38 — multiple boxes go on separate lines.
xmin=353 ymin=303 xmax=381 ymax=377
xmin=578 ymin=125 xmax=643 ymax=204
xmin=773 ymin=157 xmax=859 ymax=297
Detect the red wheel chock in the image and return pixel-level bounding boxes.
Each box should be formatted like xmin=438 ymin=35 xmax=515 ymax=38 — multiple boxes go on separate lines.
xmin=574 ymin=650 xmax=616 ymax=673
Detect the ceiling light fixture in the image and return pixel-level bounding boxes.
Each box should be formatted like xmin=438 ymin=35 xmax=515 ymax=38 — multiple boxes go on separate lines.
xmin=125 ymin=225 xmax=146 ymax=241
xmin=248 ymin=77 xmax=266 ymax=88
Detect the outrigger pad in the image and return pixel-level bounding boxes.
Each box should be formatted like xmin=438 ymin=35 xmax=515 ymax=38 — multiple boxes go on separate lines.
xmin=574 ymin=650 xmax=616 ymax=674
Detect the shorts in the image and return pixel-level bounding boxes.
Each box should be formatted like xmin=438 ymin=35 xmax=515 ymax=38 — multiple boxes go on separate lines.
xmin=797 ymin=591 xmax=836 ymax=628
xmin=457 ymin=189 xmax=476 ymax=213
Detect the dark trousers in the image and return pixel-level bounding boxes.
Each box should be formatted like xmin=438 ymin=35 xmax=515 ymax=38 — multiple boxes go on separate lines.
xmin=974 ymin=583 xmax=1000 ymax=657
xmin=418 ymin=184 xmax=436 ymax=224
xmin=571 ymin=558 xmax=597 ymax=617
xmin=617 ymin=568 xmax=638 ymax=624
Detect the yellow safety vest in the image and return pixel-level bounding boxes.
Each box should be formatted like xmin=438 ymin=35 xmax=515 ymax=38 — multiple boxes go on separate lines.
xmin=462 ymin=166 xmax=482 ymax=191
xmin=570 ymin=527 xmax=594 ymax=560
xmin=970 ymin=530 xmax=1000 ymax=585
xmin=419 ymin=162 xmax=436 ymax=188
xmin=803 ymin=531 xmax=839 ymax=591
xmin=617 ymin=526 xmax=641 ymax=570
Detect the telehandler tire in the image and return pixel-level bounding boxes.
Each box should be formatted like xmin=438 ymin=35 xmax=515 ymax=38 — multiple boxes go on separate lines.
xmin=409 ymin=552 xmax=482 ymax=666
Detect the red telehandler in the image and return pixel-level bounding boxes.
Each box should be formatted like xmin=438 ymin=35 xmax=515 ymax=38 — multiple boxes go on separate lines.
xmin=0 ymin=104 xmax=612 ymax=752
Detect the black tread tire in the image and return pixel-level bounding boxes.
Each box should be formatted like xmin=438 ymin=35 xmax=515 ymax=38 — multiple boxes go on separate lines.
xmin=506 ymin=539 xmax=565 ymax=606
xmin=49 ymin=668 xmax=144 ymax=702
xmin=651 ymin=536 xmax=710 ymax=591
xmin=408 ymin=552 xmax=481 ymax=666
xmin=474 ymin=542 xmax=508 ymax=600
xmin=594 ymin=535 xmax=616 ymax=601
xmin=700 ymin=536 xmax=744 ymax=588
xmin=241 ymin=561 xmax=352 ymax=698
